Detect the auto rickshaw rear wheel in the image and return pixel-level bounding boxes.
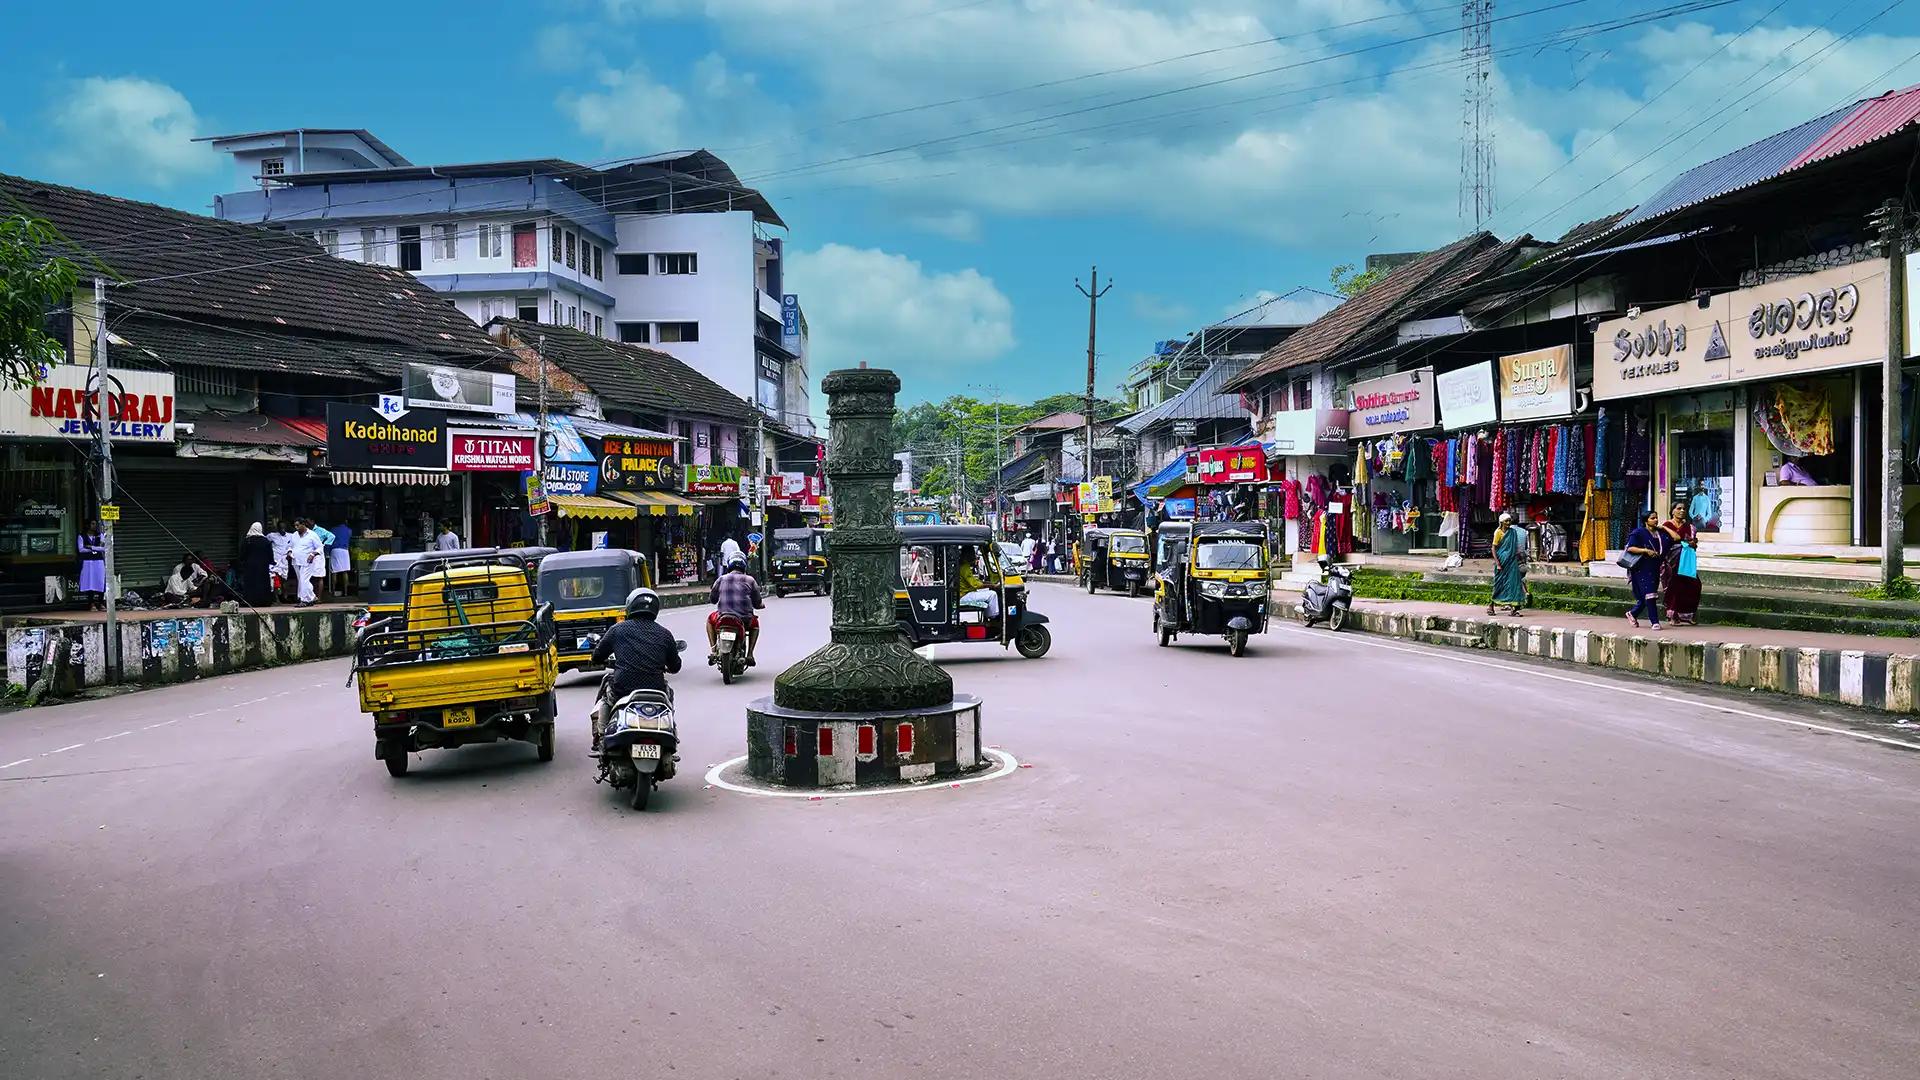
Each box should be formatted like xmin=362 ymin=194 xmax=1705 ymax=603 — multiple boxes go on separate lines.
xmin=1015 ymin=623 xmax=1052 ymax=659
xmin=383 ymin=743 xmax=409 ymax=777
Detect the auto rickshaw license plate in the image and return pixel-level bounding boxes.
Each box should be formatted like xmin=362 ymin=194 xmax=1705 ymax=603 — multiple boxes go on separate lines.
xmin=443 ymin=707 xmax=477 ymax=728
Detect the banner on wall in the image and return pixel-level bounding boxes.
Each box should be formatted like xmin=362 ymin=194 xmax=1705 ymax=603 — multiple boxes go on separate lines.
xmin=1196 ymin=444 xmax=1269 ymax=484
xmin=1345 ymin=369 xmax=1436 ymax=437
xmin=685 ymin=464 xmax=742 ymax=495
xmin=1497 ymin=345 xmax=1574 ymax=422
xmin=1435 ymin=361 xmax=1498 ymax=430
xmin=0 ymin=364 xmax=177 ymax=443
xmin=403 ymin=362 xmax=516 ymax=415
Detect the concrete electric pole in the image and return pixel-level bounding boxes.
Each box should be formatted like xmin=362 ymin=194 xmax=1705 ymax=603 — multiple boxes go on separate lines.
xmin=1075 ymin=266 xmax=1112 ymax=515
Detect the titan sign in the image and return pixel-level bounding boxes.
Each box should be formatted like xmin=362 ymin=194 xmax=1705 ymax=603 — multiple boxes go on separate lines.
xmin=1593 ymin=262 xmax=1886 ymax=400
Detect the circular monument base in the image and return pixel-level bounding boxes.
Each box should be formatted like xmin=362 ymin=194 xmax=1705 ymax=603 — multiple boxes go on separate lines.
xmin=746 ymin=694 xmax=984 ymax=788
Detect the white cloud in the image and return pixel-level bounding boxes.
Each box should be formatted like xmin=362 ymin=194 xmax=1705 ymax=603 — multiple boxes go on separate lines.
xmin=785 ymin=243 xmax=1014 ymax=376
xmin=560 ymin=63 xmax=689 ymax=150
xmin=45 ymin=76 xmax=213 ymax=184
xmin=903 ymin=208 xmax=981 ymax=241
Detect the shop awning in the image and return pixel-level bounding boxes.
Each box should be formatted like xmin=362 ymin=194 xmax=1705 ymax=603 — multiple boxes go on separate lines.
xmin=615 ymin=491 xmax=699 ymax=516
xmin=1135 ymin=452 xmax=1190 ymax=502
xmin=331 ymin=470 xmax=451 ymax=487
xmin=550 ymin=494 xmax=637 ymax=520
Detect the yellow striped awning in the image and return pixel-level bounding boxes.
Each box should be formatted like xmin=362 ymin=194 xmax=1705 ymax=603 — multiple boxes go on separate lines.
xmin=616 ymin=491 xmax=700 ymax=516
xmin=550 ymin=494 xmax=638 ymax=520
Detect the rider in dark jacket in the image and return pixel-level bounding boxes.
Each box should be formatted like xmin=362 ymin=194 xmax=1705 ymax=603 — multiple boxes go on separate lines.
xmin=591 ymin=588 xmax=681 ymax=749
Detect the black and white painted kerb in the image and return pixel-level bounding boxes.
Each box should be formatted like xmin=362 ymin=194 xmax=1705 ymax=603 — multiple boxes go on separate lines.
xmin=5 ymin=609 xmax=357 ymax=693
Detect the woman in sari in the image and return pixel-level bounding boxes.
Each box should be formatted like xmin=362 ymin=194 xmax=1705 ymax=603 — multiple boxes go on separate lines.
xmin=1660 ymin=509 xmax=1701 ymax=625
xmin=1488 ymin=511 xmax=1527 ymax=616
xmin=1623 ymin=510 xmax=1668 ymax=629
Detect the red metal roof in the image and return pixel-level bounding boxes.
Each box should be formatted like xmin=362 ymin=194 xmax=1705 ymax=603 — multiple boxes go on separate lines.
xmin=1787 ymin=85 xmax=1920 ymax=172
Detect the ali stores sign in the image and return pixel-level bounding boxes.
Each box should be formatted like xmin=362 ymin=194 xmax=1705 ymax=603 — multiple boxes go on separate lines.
xmin=1593 ymin=262 xmax=1886 ymax=400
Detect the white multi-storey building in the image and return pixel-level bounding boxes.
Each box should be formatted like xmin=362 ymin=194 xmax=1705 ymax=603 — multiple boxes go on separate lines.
xmin=204 ymin=131 xmax=810 ymax=432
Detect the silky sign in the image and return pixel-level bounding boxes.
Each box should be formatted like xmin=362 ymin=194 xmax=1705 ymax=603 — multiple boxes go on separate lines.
xmin=1435 ymin=362 xmax=1498 ymax=430
xmin=450 ymin=431 xmax=537 ymax=471
xmin=403 ymin=362 xmax=517 ymax=415
xmin=597 ymin=437 xmax=678 ymax=492
xmin=1345 ymin=369 xmax=1436 ymax=437
xmin=326 ymin=402 xmax=447 ymax=470
xmin=1497 ymin=345 xmax=1573 ymax=422
xmin=0 ymin=364 xmax=177 ymax=443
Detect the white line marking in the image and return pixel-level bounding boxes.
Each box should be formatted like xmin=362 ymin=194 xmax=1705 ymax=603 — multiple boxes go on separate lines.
xmin=1270 ymin=624 xmax=1920 ymax=751
xmin=47 ymin=743 xmax=83 ymax=755
xmin=95 ymin=731 xmax=133 ymax=742
xmin=704 ymin=748 xmax=1020 ymax=799
xmin=2 ymin=758 xmax=30 ymax=769
xmin=143 ymin=720 xmax=177 ymax=730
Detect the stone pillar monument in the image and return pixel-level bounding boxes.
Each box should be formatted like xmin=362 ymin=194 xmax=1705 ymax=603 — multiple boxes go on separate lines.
xmin=745 ymin=367 xmax=983 ymax=787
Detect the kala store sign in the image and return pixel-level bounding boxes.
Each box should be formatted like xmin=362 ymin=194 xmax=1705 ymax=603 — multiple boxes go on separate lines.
xmin=1593 ymin=262 xmax=1884 ymax=400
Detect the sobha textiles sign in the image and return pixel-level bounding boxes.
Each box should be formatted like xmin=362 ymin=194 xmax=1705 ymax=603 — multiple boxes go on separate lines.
xmin=1592 ymin=262 xmax=1885 ymax=400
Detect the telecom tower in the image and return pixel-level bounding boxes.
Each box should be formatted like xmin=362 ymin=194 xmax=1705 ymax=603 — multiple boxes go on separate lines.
xmin=1460 ymin=0 xmax=1496 ymax=229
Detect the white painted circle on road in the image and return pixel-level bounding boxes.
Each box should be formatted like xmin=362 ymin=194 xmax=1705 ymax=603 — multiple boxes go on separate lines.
xmin=704 ymin=747 xmax=1020 ymax=799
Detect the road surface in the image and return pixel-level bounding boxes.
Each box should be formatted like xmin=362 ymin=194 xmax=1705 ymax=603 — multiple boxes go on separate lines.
xmin=2 ymin=583 xmax=1916 ymax=1079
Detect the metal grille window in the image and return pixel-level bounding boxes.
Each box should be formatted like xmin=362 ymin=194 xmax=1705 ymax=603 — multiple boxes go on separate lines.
xmin=565 ymin=231 xmax=576 ymax=269
xmin=260 ymin=157 xmax=285 ymax=177
xmin=616 ymin=253 xmax=649 ymax=275
xmin=551 ymin=225 xmax=562 ymax=262
xmin=591 ymin=245 xmax=603 ymax=279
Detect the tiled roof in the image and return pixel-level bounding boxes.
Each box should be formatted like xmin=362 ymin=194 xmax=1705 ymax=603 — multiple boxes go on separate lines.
xmin=492 ymin=319 xmax=753 ymax=422
xmin=110 ymin=314 xmax=468 ymax=382
xmin=0 ymin=172 xmax=502 ymax=359
xmin=1224 ymin=233 xmax=1513 ymax=390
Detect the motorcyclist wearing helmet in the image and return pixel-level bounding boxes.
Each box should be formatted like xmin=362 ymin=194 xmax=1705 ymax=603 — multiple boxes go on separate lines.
xmin=590 ymin=588 xmax=682 ymax=747
xmin=708 ymin=554 xmax=764 ymax=665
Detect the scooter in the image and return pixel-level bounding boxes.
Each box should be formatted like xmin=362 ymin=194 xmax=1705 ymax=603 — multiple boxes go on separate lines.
xmin=1297 ymin=558 xmax=1355 ymax=631
xmin=593 ymin=642 xmax=685 ymax=811
xmin=710 ymin=612 xmax=751 ymax=684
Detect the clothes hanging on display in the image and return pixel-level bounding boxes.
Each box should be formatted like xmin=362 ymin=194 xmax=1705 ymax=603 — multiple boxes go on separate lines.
xmin=1579 ymin=481 xmax=1611 ymax=562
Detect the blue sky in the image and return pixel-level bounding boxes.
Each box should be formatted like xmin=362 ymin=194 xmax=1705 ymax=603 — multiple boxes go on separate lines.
xmin=5 ymin=0 xmax=1920 ymax=407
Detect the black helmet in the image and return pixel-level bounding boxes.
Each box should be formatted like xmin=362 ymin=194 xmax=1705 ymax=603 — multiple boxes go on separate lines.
xmin=624 ymin=588 xmax=661 ymax=620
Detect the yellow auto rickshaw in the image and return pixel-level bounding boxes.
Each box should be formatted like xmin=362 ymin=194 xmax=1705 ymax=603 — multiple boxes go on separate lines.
xmin=1152 ymin=521 xmax=1271 ymax=657
xmin=536 ymin=548 xmax=652 ymax=672
xmin=1083 ymin=527 xmax=1150 ymax=596
xmin=770 ymin=527 xmax=831 ymax=597
xmin=895 ymin=525 xmax=1051 ymax=658
xmin=354 ymin=550 xmax=559 ymax=776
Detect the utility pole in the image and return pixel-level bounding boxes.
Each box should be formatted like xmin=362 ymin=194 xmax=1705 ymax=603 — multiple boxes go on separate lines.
xmin=755 ymin=411 xmax=768 ymax=580
xmin=535 ymin=334 xmax=549 ymax=548
xmin=1075 ymin=265 xmax=1112 ymax=520
xmin=89 ymin=278 xmax=120 ymax=680
xmin=1873 ymin=199 xmax=1907 ymax=588
xmin=993 ymin=394 xmax=1003 ymax=536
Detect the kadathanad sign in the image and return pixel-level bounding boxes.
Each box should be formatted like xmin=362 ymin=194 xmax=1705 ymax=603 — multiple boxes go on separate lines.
xmin=326 ymin=403 xmax=449 ymax=470
xmin=0 ymin=364 xmax=177 ymax=443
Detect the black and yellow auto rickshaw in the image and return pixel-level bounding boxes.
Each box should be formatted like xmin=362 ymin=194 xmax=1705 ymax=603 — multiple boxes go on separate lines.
xmin=896 ymin=524 xmax=1051 ymax=659
xmin=1083 ymin=527 xmax=1150 ymax=595
xmin=536 ymin=548 xmax=652 ymax=671
xmin=1153 ymin=521 xmax=1271 ymax=657
xmin=770 ymin=527 xmax=831 ymax=597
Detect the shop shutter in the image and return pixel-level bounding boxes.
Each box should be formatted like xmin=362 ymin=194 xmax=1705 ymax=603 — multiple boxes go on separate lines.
xmin=111 ymin=465 xmax=241 ymax=592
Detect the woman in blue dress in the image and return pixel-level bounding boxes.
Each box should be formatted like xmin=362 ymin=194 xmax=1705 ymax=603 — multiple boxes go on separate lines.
xmin=77 ymin=520 xmax=106 ymax=611
xmin=1488 ymin=511 xmax=1527 ymax=616
xmin=1622 ymin=510 xmax=1668 ymax=630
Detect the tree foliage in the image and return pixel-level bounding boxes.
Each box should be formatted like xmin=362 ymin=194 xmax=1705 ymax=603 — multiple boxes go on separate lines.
xmin=0 ymin=215 xmax=79 ymax=385
xmin=892 ymin=392 xmax=1125 ymax=498
xmin=1329 ymin=261 xmax=1387 ymax=298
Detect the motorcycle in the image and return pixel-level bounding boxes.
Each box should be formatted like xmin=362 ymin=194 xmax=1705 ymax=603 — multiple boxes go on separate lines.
xmin=594 ymin=640 xmax=686 ymax=811
xmin=1297 ymin=559 xmax=1355 ymax=631
xmin=710 ymin=612 xmax=751 ymax=684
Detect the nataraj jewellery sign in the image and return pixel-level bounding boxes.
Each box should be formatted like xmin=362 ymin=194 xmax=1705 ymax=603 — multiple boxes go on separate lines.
xmin=0 ymin=364 xmax=177 ymax=443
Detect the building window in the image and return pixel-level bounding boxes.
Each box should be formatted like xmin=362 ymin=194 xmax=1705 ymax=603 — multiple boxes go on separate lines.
xmin=1290 ymin=378 xmax=1313 ymax=410
xmin=551 ymin=225 xmax=562 ymax=263
xmin=477 ymin=223 xmax=503 ymax=259
xmin=657 ymin=321 xmax=699 ymax=343
xmin=433 ymin=224 xmax=458 ymax=261
xmin=513 ymin=223 xmax=537 ymax=268
xmin=397 ymin=226 xmax=422 ymax=271
xmin=591 ymin=245 xmax=603 ymax=280
xmin=616 ymin=322 xmax=650 ymax=343
xmin=479 ymin=297 xmax=512 ymax=322
xmin=315 ymin=228 xmax=340 ymax=254
xmin=564 ymin=231 xmax=576 ymax=270
xmin=359 ymin=227 xmax=382 ymax=264
xmin=616 ymin=253 xmax=649 ymax=275
xmin=551 ymin=299 xmax=562 ymax=324
xmin=655 ymin=253 xmax=697 ymax=275
xmin=593 ymin=314 xmax=604 ymax=337
xmin=568 ymin=304 xmax=578 ymax=328
xmin=517 ymin=297 xmax=539 ymax=321
xmin=260 ymin=157 xmax=286 ymax=177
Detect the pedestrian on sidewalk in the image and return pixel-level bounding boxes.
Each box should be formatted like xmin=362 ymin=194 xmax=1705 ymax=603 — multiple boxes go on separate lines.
xmin=1489 ymin=511 xmax=1527 ymax=617
xmin=268 ymin=521 xmax=294 ymax=602
xmin=290 ymin=520 xmax=325 ymax=607
xmin=1622 ymin=510 xmax=1668 ymax=630
xmin=1660 ymin=509 xmax=1701 ymax=625
xmin=238 ymin=522 xmax=274 ymax=607
xmin=77 ymin=519 xmax=106 ymax=611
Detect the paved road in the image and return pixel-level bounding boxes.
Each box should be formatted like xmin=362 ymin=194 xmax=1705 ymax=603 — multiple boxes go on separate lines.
xmin=3 ymin=584 xmax=1917 ymax=1079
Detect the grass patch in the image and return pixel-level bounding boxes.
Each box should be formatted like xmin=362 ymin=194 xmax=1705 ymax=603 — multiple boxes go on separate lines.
xmin=1854 ymin=577 xmax=1920 ymax=602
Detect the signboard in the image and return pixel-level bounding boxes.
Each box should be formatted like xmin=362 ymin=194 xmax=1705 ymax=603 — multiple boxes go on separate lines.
xmin=403 ymin=362 xmax=516 ymax=415
xmin=326 ymin=402 xmax=448 ymax=470
xmin=543 ymin=461 xmax=598 ymax=496
xmin=98 ymin=503 xmax=121 ymax=522
xmin=1162 ymin=496 xmax=1197 ymax=519
xmin=1497 ymin=345 xmax=1573 ymax=422
xmin=598 ymin=436 xmax=679 ymax=492
xmin=685 ymin=464 xmax=743 ymax=495
xmin=893 ymin=451 xmax=913 ymax=493
xmin=1435 ymin=361 xmax=1498 ymax=430
xmin=1263 ymin=407 xmax=1350 ymax=455
xmin=1345 ymin=369 xmax=1436 ymax=437
xmin=1196 ymin=444 xmax=1269 ymax=484
xmin=450 ymin=430 xmax=538 ymax=471
xmin=1075 ymin=476 xmax=1117 ymax=514
xmin=1593 ymin=262 xmax=1885 ymax=400
xmin=536 ymin=414 xmax=593 ymax=463
xmin=526 ymin=472 xmax=550 ymax=517
xmin=780 ymin=293 xmax=802 ymax=355
xmin=0 ymin=364 xmax=177 ymax=443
